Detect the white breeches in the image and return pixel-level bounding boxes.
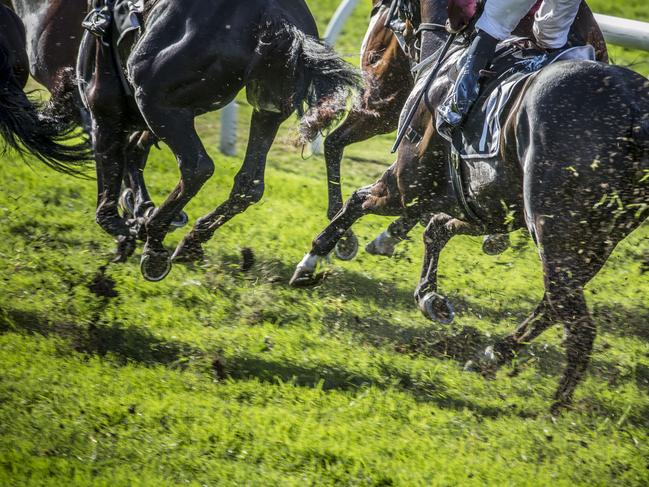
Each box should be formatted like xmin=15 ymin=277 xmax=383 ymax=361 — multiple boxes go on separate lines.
xmin=475 ymin=0 xmax=582 ymax=48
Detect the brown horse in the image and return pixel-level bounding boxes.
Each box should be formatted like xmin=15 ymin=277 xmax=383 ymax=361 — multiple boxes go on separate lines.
xmin=327 ymin=0 xmax=608 ymax=259
xmin=0 ymin=2 xmax=88 ymax=171
xmin=291 ymin=0 xmax=648 ymax=411
xmin=78 ymin=0 xmax=359 ymax=281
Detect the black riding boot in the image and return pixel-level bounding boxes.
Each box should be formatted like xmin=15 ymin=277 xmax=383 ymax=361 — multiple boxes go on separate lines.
xmin=439 ymin=30 xmax=499 ymax=127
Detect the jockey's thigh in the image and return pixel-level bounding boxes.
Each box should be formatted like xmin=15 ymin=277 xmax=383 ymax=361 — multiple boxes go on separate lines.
xmin=533 ymin=0 xmax=582 ymax=48
xmin=475 ymin=0 xmax=540 ymax=40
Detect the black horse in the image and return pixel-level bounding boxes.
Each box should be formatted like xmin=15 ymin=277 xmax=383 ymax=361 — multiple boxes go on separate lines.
xmin=0 ymin=2 xmax=88 ymax=173
xmin=78 ymin=0 xmax=359 ymax=281
xmin=291 ymin=0 xmax=649 ymax=411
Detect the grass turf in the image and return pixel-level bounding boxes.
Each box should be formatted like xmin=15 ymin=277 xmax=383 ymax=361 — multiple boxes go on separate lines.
xmin=1 ymin=1 xmax=648 ymax=485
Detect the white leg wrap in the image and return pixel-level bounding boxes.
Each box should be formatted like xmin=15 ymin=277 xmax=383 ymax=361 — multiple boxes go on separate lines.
xmin=374 ymin=230 xmax=398 ymax=255
xmin=296 ymin=253 xmax=320 ymax=272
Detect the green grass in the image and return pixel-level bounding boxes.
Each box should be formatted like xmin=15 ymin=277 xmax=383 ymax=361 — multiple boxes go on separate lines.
xmin=1 ymin=1 xmax=648 ymax=485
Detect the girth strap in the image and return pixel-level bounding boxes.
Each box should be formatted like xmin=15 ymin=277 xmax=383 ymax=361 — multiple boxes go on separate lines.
xmin=448 ymin=150 xmax=483 ymax=225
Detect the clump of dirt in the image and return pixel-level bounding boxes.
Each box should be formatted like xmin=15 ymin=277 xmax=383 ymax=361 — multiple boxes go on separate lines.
xmin=240 ymin=247 xmax=255 ymax=272
xmin=87 ymin=265 xmax=119 ymax=298
xmin=212 ymin=355 xmax=227 ymax=380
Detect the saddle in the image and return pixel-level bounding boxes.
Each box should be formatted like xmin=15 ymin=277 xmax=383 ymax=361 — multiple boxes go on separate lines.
xmin=82 ymin=0 xmax=144 ymax=95
xmin=435 ymin=40 xmax=596 ymax=159
xmin=416 ymin=39 xmax=596 ymax=224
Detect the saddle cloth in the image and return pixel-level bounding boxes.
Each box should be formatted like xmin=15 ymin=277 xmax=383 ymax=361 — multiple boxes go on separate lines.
xmin=434 ymin=40 xmax=596 ymax=160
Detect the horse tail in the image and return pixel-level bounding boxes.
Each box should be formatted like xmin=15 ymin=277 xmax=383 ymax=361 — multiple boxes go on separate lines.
xmin=286 ymin=27 xmax=361 ymax=144
xmin=0 ymin=43 xmax=91 ymax=176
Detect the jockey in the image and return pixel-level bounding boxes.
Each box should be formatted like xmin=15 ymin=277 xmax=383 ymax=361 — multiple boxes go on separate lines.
xmin=440 ymin=0 xmax=582 ymax=126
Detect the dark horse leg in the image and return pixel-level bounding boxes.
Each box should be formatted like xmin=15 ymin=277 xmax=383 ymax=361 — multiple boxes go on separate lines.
xmin=172 ymin=109 xmax=287 ymax=263
xmin=365 ymin=214 xmax=420 ymax=257
xmin=414 ymin=214 xmax=483 ymax=323
xmin=92 ymin=122 xmax=134 ymax=259
xmin=324 ymin=106 xmax=398 ymax=261
xmin=471 ymin=202 xmax=634 ymax=413
xmin=121 ymin=132 xmax=155 ymax=221
xmin=324 ymin=110 xmax=424 ymax=260
xmin=119 ymin=131 xmax=190 ymax=243
xmin=289 ymin=166 xmax=406 ymax=286
xmin=134 ymin=104 xmax=215 ymax=281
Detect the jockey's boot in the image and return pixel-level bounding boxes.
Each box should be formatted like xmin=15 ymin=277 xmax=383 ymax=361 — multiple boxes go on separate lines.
xmin=439 ymin=30 xmax=499 ymax=127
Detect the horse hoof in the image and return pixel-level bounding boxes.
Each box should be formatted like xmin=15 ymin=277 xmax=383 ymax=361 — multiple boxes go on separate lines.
xmin=289 ymin=253 xmax=323 ymax=287
xmin=172 ymin=237 xmax=205 ymax=263
xmin=140 ymin=247 xmax=171 ymax=282
xmin=170 ymin=211 xmax=189 ymax=230
xmin=418 ymin=292 xmax=454 ymax=324
xmin=482 ymin=234 xmax=510 ymax=256
xmin=289 ymin=268 xmax=319 ymax=287
xmin=334 ymin=231 xmax=358 ymax=261
xmin=119 ymin=188 xmax=136 ymax=217
xmin=365 ymin=231 xmax=396 ymax=257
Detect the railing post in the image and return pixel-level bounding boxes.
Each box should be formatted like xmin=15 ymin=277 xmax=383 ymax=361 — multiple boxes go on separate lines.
xmin=220 ymin=102 xmax=238 ymax=156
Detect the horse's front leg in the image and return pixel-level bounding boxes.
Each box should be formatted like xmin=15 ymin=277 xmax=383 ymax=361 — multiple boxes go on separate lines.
xmin=415 ymin=215 xmax=481 ymax=323
xmin=172 ymin=110 xmax=285 ymax=264
xmin=324 ymin=109 xmax=392 ymax=261
xmin=129 ymin=106 xmax=215 ymax=281
xmin=290 ymin=172 xmax=405 ymax=286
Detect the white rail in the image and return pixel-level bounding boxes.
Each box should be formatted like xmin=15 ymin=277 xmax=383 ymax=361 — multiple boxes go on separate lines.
xmin=595 ymin=14 xmax=649 ymax=52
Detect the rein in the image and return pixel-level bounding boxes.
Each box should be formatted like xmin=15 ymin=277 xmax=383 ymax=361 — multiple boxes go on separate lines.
xmin=385 ymin=4 xmax=485 ymax=225
xmin=391 ymin=28 xmax=456 ymax=153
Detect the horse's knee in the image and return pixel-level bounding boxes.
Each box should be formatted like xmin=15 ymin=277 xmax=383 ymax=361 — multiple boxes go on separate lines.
xmin=231 ymin=177 xmax=265 ymax=209
xmin=182 ymin=157 xmax=214 ymax=189
xmin=423 ymin=214 xmax=452 ymax=241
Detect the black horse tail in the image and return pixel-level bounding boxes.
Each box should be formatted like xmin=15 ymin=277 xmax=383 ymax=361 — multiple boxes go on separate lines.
xmin=0 ymin=44 xmax=91 ymax=176
xmin=286 ymin=27 xmax=361 ymax=144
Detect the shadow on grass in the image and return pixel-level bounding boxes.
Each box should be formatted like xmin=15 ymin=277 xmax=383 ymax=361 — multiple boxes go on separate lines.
xmin=209 ymin=250 xmax=535 ymax=325
xmin=3 ymin=304 xmax=648 ymax=423
xmin=323 ymin=309 xmax=490 ymax=365
xmin=1 ymin=306 xmax=510 ymax=418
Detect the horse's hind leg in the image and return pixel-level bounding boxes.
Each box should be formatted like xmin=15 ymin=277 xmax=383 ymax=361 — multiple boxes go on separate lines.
xmin=366 ymin=214 xmax=419 ymax=257
xmin=121 ymin=131 xmax=189 ymax=236
xmin=172 ymin=109 xmax=285 ymax=263
xmin=92 ymin=123 xmax=134 ymax=253
xmin=521 ymin=216 xmax=614 ymax=412
xmin=120 ymin=132 xmax=154 ymax=237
